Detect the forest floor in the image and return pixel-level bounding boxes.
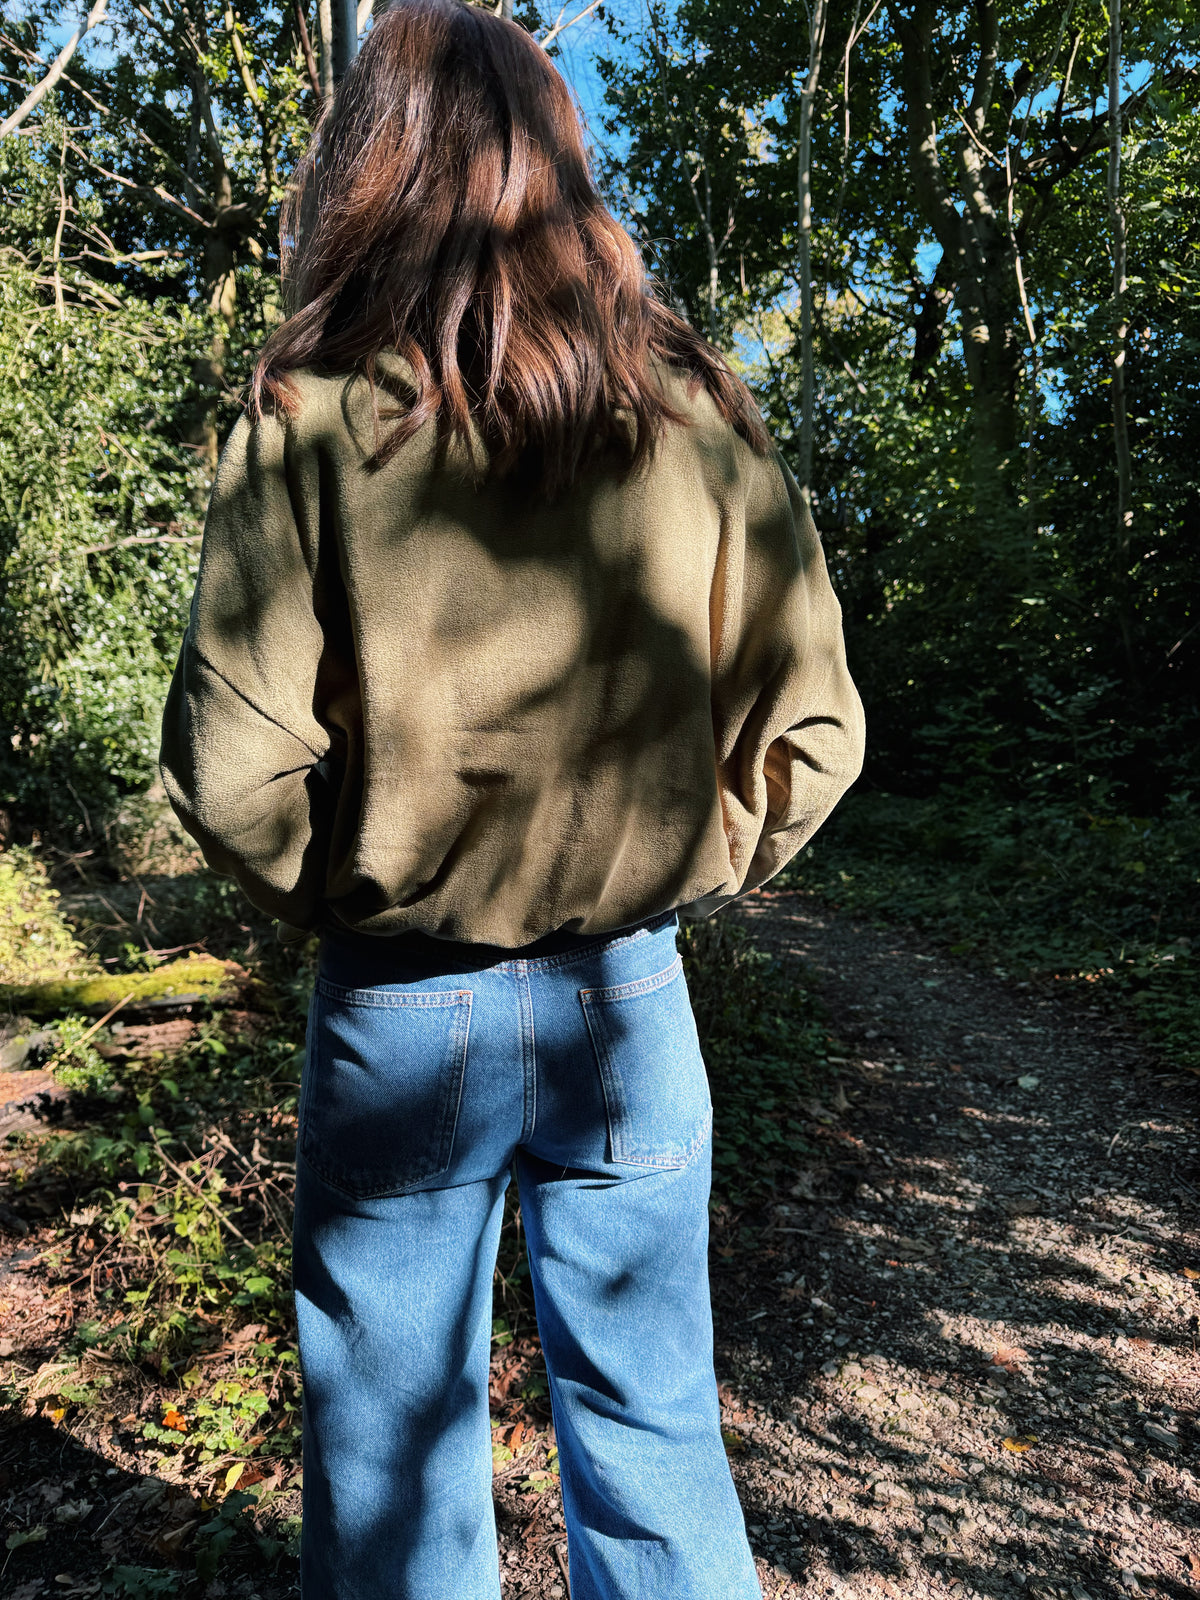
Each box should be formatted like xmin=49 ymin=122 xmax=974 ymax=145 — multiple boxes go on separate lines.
xmin=1 ymin=887 xmax=1198 ymax=1600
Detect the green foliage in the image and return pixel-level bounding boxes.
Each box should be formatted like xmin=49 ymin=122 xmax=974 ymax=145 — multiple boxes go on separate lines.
xmin=104 ymin=1567 xmax=181 ymax=1599
xmin=32 ymin=999 xmax=306 ymax=1411
xmin=788 ymin=792 xmax=1200 ymax=1068
xmin=682 ymin=918 xmax=830 ymax=1209
xmin=42 ymin=1013 xmax=115 ymax=1094
xmin=0 ymin=237 xmax=208 ymax=836
xmin=0 ymin=844 xmax=87 ymax=981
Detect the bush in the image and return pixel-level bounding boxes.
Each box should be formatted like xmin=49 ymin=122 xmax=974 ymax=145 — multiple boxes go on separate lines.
xmin=0 ymin=844 xmax=88 ymax=983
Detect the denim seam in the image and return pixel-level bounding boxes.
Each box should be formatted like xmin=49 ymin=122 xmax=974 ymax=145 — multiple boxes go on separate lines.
xmin=493 ymin=910 xmax=677 ymax=976
xmin=517 ymin=960 xmax=537 ymax=1143
xmin=298 ymin=992 xmax=472 ymax=1198
xmin=578 ymin=954 xmax=683 ymax=1006
xmin=314 ymin=979 xmax=473 ymax=1008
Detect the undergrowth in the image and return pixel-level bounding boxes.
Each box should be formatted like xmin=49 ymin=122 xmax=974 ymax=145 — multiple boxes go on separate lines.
xmin=0 ymin=846 xmax=90 ymax=983
xmin=784 ymin=790 xmax=1200 ymax=1070
xmin=2 ymin=861 xmax=832 ymax=1593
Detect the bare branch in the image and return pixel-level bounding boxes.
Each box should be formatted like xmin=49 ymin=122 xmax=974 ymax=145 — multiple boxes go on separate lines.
xmin=66 ymin=141 xmax=207 ymax=226
xmin=796 ymin=0 xmax=830 ymax=501
xmin=0 ymin=0 xmax=108 ymax=141
xmin=295 ymin=1 xmax=323 ymax=103
xmin=538 ymin=0 xmax=604 ymax=52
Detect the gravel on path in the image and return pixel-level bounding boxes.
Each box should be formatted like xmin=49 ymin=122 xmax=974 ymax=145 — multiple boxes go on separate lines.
xmin=711 ymin=888 xmax=1200 ymax=1600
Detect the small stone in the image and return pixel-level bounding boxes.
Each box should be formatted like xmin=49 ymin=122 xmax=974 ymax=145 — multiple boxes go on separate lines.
xmin=1143 ymin=1421 xmax=1178 ymax=1447
xmin=872 ymin=1479 xmax=913 ymax=1506
xmin=1119 ymin=1574 xmax=1142 ymax=1594
xmin=926 ymin=1513 xmax=956 ymax=1538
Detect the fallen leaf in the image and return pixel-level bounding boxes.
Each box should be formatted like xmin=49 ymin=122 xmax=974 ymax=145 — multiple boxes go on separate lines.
xmin=1002 ymin=1435 xmax=1037 ymax=1453
xmin=224 ymin=1463 xmax=245 ymax=1492
xmin=48 ymin=1407 xmax=66 ymax=1422
xmin=53 ymin=1501 xmax=92 ymax=1524
xmin=993 ymin=1344 xmax=1028 ymax=1373
xmin=1183 ymin=1268 xmax=1199 ymax=1281
xmin=6 ymin=1525 xmax=48 ymax=1550
xmin=161 ymin=1408 xmax=187 ymax=1432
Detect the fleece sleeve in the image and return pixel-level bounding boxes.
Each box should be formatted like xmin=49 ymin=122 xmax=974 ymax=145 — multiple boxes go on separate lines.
xmin=704 ymin=448 xmax=866 ymax=907
xmin=159 ymin=411 xmax=334 ymax=927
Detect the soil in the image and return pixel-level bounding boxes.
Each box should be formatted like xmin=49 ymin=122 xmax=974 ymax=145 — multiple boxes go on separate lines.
xmin=1 ymin=888 xmax=1197 ymax=1599
xmin=708 ymin=888 xmax=1200 ymax=1600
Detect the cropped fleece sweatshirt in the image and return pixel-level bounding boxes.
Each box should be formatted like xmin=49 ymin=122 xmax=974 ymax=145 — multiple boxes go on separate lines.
xmin=159 ymin=356 xmax=866 ymax=947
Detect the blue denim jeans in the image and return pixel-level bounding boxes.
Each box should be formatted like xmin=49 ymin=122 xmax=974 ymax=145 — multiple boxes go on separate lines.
xmin=293 ymin=912 xmax=761 ymax=1600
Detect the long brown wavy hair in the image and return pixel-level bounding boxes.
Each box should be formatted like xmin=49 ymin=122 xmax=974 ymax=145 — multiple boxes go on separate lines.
xmin=251 ymin=0 xmax=768 ymax=493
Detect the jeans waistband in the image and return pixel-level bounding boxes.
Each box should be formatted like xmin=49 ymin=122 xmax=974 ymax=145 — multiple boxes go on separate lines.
xmin=319 ymin=910 xmax=679 ymax=983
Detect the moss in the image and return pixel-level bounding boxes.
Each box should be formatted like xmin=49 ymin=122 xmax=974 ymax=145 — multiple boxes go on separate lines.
xmin=0 ymin=952 xmax=239 ymax=1018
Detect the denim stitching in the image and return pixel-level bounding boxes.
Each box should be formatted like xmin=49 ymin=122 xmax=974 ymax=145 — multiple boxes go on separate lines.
xmin=315 ymin=979 xmax=472 ymax=1008
xmin=494 ymin=910 xmax=677 ymax=976
xmin=603 ymin=1105 xmax=713 ymax=1171
xmin=578 ymin=954 xmax=683 ymax=1007
xmin=300 ymin=990 xmax=472 ymax=1198
xmin=517 ymin=960 xmax=537 ymax=1143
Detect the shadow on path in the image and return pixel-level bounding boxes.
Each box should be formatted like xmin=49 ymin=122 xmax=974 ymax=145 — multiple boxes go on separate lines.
xmin=710 ymin=888 xmax=1199 ymax=1600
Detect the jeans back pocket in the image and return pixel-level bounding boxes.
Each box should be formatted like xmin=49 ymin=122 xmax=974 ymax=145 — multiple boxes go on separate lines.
xmin=300 ymin=979 xmax=472 ymax=1199
xmin=581 ymin=955 xmax=712 ymax=1169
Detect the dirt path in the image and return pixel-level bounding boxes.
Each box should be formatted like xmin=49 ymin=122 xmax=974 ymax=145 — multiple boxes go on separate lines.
xmin=709 ymin=888 xmax=1200 ymax=1600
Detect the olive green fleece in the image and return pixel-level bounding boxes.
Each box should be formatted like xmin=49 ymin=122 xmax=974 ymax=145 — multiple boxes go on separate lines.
xmin=159 ymin=355 xmax=865 ymax=947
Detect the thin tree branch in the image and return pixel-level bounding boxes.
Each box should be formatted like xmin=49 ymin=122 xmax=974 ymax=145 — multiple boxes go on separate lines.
xmin=0 ymin=0 xmax=108 ymax=141
xmin=538 ymin=0 xmax=604 ymax=51
xmin=295 ymin=1 xmax=322 ymax=102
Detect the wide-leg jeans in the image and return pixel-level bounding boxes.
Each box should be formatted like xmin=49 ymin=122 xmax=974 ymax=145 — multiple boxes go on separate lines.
xmin=293 ymin=911 xmax=761 ymax=1600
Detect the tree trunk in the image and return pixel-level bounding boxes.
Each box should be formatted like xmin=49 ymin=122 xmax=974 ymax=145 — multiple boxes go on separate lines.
xmin=317 ymin=0 xmax=334 ymax=102
xmin=333 ymin=0 xmax=358 ymax=79
xmin=796 ymin=0 xmax=829 ymax=508
xmin=1107 ymin=0 xmax=1132 ymax=560
xmin=889 ymin=0 xmax=1024 ymax=517
xmin=191 ymin=173 xmax=239 ymax=471
xmin=1107 ymin=0 xmax=1136 ymax=683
